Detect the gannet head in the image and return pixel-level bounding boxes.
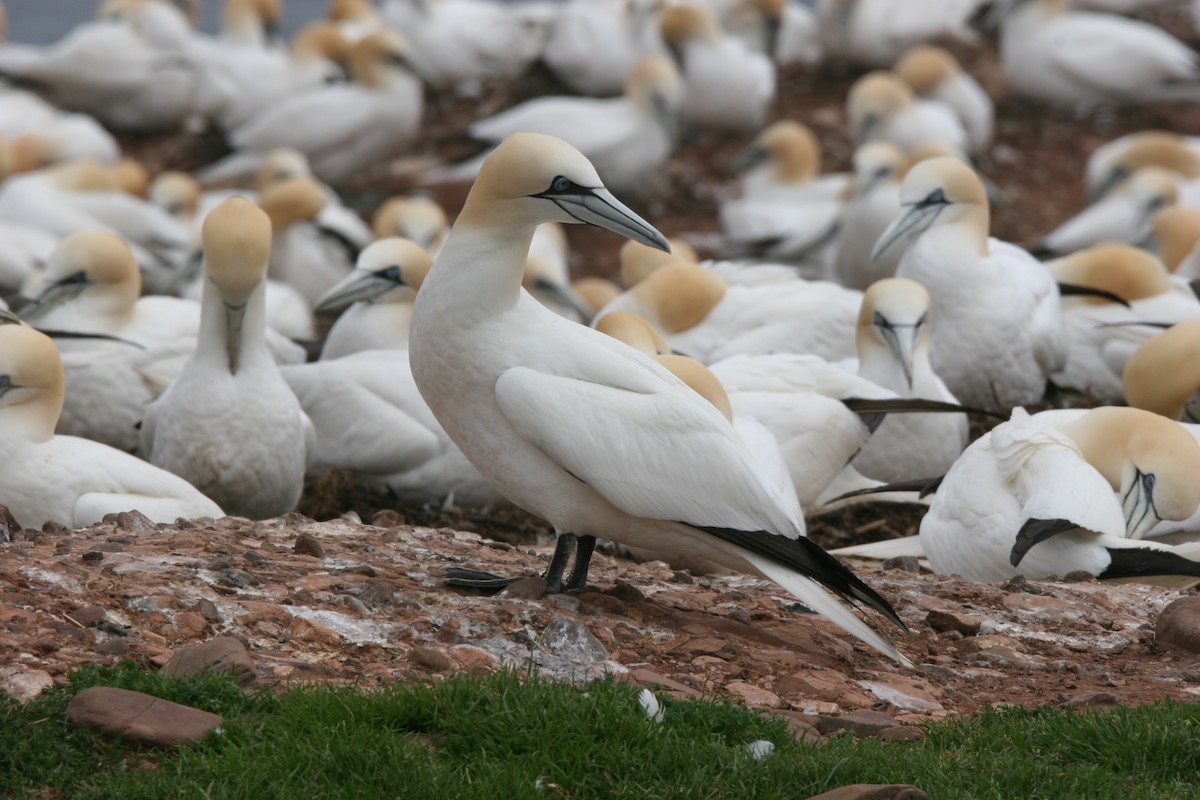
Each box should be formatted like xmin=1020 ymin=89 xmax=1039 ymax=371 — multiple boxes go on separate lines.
xmin=871 ymin=156 xmax=986 ymax=261
xmin=857 ymin=278 xmax=931 ymax=390
xmin=624 ymin=262 xmax=726 ymax=333
xmin=741 ymin=0 xmax=784 ymax=57
xmin=24 ymin=231 xmax=139 ymax=323
xmin=314 ymin=237 xmax=432 ymax=312
xmin=466 ymin=133 xmax=670 ymax=252
xmin=258 ymin=177 xmax=326 ymax=233
xmin=291 ymin=21 xmax=352 ymax=70
xmin=729 ymin=121 xmax=821 ymax=183
xmin=1048 ymin=243 xmax=1171 ymax=305
xmin=1123 ymin=319 xmax=1200 ymax=424
xmin=329 ymin=0 xmax=378 ymax=24
xmin=373 ymin=196 xmax=449 ymax=247
xmin=47 ymin=159 xmax=121 ymax=193
xmin=0 ymin=312 xmax=65 ymax=440
xmin=203 ymin=197 xmax=272 ymax=374
xmin=894 ymin=45 xmax=959 ymax=95
xmin=257 ymin=148 xmax=313 ymax=192
xmin=149 ymin=171 xmax=201 ymax=221
xmin=349 ymin=29 xmax=416 ymax=89
xmin=114 ymin=158 xmax=149 ymax=198
xmin=1148 ymin=207 xmax=1200 ymax=272
xmin=851 ymin=141 xmax=906 ymax=198
xmin=626 ymin=56 xmax=684 ymax=144
xmin=572 ymin=277 xmax=623 ymax=316
xmin=620 ymin=238 xmax=697 ymax=287
xmin=660 ymin=3 xmax=722 ymax=60
xmin=847 ymin=71 xmax=913 ymax=144
xmin=595 ymin=311 xmax=671 ymax=356
xmin=1089 ymin=132 xmax=1199 ymax=204
xmin=1062 ymin=406 xmax=1200 ymax=539
xmin=222 ymin=0 xmax=283 ymax=46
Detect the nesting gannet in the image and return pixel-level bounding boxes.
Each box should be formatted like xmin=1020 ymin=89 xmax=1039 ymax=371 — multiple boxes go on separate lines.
xmin=1084 ymin=131 xmax=1200 ymax=203
xmin=815 ymin=0 xmax=984 ymax=67
xmin=1048 ymin=244 xmax=1200 ymax=398
xmin=618 ymin=237 xmax=700 ymax=287
xmin=873 ymin=156 xmax=1066 ymax=409
xmin=1149 ymin=206 xmax=1200 ymax=279
xmin=894 ymin=46 xmax=992 ymax=156
xmin=409 ymin=133 xmax=911 ymax=666
xmin=996 ymin=0 xmax=1200 ymax=111
xmin=833 ymin=142 xmax=907 ymax=290
xmin=1040 ymin=167 xmax=1179 ymax=255
xmin=920 ymin=407 xmax=1200 ymax=583
xmin=316 ymin=237 xmax=432 ymax=360
xmin=1123 ymin=319 xmax=1200 ymax=423
xmin=596 ymin=261 xmax=863 ymax=363
xmin=372 ymin=196 xmax=449 ymax=254
xmin=542 ymin=0 xmax=666 ymax=96
xmin=847 ymin=70 xmax=968 ymax=158
xmin=141 ymin=198 xmax=310 ymax=520
xmin=845 ymin=279 xmax=968 ymax=483
xmin=659 ymin=4 xmax=775 ymax=132
xmin=0 ymin=111 xmax=119 ymax=171
xmin=380 ymin=0 xmax=551 ymax=94
xmin=433 ymin=56 xmax=684 ymax=195
xmin=0 ymin=314 xmax=222 ymax=528
xmin=198 ymin=30 xmax=422 ymax=185
xmin=258 ymin=176 xmax=372 ymax=304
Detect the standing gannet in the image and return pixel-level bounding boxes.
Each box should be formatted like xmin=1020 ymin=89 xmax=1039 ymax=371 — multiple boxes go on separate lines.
xmin=1047 ymin=244 xmax=1200 ymax=398
xmin=894 ymin=45 xmax=992 ymax=156
xmin=996 ymin=0 xmax=1200 ymax=111
xmin=372 ymin=196 xmax=449 ymax=254
xmin=833 ymin=142 xmax=907 ymax=290
xmin=815 ymin=0 xmax=984 ymax=67
xmin=846 ymin=279 xmax=968 ymax=483
xmin=316 ymin=237 xmax=432 ymax=359
xmin=920 ymin=407 xmax=1200 ymax=583
xmin=873 ymin=156 xmax=1066 ymax=409
xmin=0 ymin=313 xmax=222 ymax=528
xmin=659 ymin=4 xmax=775 ymax=132
xmin=432 ymin=56 xmax=684 ymax=195
xmin=1123 ymin=319 xmax=1200 ymax=423
xmin=141 ymin=198 xmax=310 ymax=520
xmin=1040 ymin=167 xmax=1179 ymax=255
xmin=542 ymin=0 xmax=666 ymax=96
xmin=409 ymin=132 xmax=911 ymax=666
xmin=847 ymin=70 xmax=968 ymax=158
xmin=1148 ymin=206 xmax=1200 ymax=279
xmin=596 ymin=261 xmax=863 ymax=363
xmin=198 ymin=29 xmax=423 ymax=185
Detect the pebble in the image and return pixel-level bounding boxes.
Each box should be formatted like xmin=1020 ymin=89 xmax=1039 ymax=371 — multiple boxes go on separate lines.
xmin=1155 ymin=597 xmax=1200 ymax=653
xmin=925 ymin=609 xmax=982 ymax=636
xmin=541 ymin=616 xmax=609 ymax=666
xmin=293 ymin=533 xmax=325 ymax=559
xmin=805 ymin=785 xmax=929 ymax=800
xmin=410 ymin=646 xmax=454 ymax=672
xmin=814 ymin=710 xmax=900 ymax=737
xmin=725 ymin=680 xmax=781 ymax=708
xmin=67 ymin=687 xmax=222 ymax=747
xmin=0 ymin=667 xmax=53 ymax=702
xmin=161 ymin=637 xmax=256 ymax=685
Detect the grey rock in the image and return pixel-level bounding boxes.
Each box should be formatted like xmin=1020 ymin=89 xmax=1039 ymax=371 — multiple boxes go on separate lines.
xmin=541 ymin=616 xmax=609 ymax=665
xmin=67 ymin=687 xmax=222 ymax=747
xmin=293 ymin=533 xmax=325 ymax=558
xmin=814 ymin=710 xmax=900 ymax=737
xmin=1156 ymin=597 xmax=1200 ymax=653
xmin=161 ymin=637 xmax=256 ymax=685
xmin=925 ymin=609 xmax=982 ymax=636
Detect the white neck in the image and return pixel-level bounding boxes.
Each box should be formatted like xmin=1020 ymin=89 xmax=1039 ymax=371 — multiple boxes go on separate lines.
xmin=197 ymin=277 xmax=272 ymax=374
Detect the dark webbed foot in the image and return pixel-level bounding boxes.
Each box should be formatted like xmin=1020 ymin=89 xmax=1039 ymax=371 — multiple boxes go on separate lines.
xmin=445 ymin=534 xmax=596 ymax=594
xmin=564 ymin=535 xmax=596 ymax=593
xmin=444 ymin=568 xmax=527 ymax=589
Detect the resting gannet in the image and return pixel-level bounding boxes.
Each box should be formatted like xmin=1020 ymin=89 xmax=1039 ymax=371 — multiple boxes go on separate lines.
xmin=1124 ymin=319 xmax=1200 ymax=423
xmin=847 ymin=70 xmax=968 ymax=158
xmin=833 ymin=142 xmax=907 ymax=291
xmin=894 ymin=45 xmax=992 ymax=156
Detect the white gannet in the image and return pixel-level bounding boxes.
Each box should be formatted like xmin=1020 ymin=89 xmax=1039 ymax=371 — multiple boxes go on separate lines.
xmin=815 ymin=0 xmax=984 ymax=67
xmin=316 ymin=237 xmax=432 ymax=359
xmin=258 ymin=176 xmax=373 ymax=304
xmin=1083 ymin=130 xmax=1200 ymax=203
xmin=618 ymin=236 xmax=699 ymax=288
xmin=542 ymin=0 xmax=666 ymax=96
xmin=846 ymin=279 xmax=969 ymax=483
xmin=659 ymin=4 xmax=775 ymax=132
xmin=1123 ymin=319 xmax=1200 ymax=423
xmin=1040 ymin=167 xmax=1179 ymax=255
xmin=894 ymin=45 xmax=992 ymax=156
xmin=0 ymin=115 xmax=119 ymax=171
xmin=996 ymin=0 xmax=1200 ymax=111
xmin=328 ymin=0 xmax=384 ymax=42
xmin=372 ymin=195 xmax=449 ymax=254
xmin=873 ymin=156 xmax=1066 ymax=409
xmin=0 ymin=313 xmax=222 ymax=528
xmin=847 ymin=70 xmax=968 ymax=158
xmin=409 ymin=132 xmax=911 ymax=666
xmin=596 ymin=261 xmax=863 ymax=363
xmin=141 ymin=198 xmax=310 ymax=520
xmin=920 ymin=407 xmax=1200 ymax=583
xmin=833 ymin=141 xmax=907 ymax=291
xmin=725 ymin=0 xmax=821 ymax=67
xmin=1149 ymin=206 xmax=1200 ymax=279
xmin=217 ymin=0 xmax=283 ymax=48
xmin=433 ymin=55 xmax=684 ymax=195
xmin=198 ymin=29 xmax=423 ymax=185
xmin=1048 ymin=244 xmax=1200 ymax=398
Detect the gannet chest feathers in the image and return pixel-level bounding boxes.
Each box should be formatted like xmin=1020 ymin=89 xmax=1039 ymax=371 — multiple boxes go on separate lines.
xmin=411 ymin=133 xmax=911 ymax=667
xmin=0 ymin=314 xmax=222 ymax=529
xmin=140 ymin=197 xmax=310 ymax=520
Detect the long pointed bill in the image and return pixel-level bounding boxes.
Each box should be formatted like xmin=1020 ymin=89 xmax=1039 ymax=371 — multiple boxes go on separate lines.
xmin=870 ymin=203 xmax=944 ymax=262
xmin=652 ymin=94 xmax=679 ymax=152
xmin=225 ymin=301 xmax=247 ymax=375
xmin=555 ymin=188 xmax=671 ymax=253
xmin=21 ymin=275 xmax=92 ymax=322
xmin=879 ymin=324 xmax=917 ymax=389
xmin=165 ymin=250 xmax=205 ymax=294
xmin=727 ymin=145 xmax=768 ymax=176
xmin=1123 ymin=469 xmax=1160 ymax=540
xmin=314 ymin=271 xmax=399 ymax=313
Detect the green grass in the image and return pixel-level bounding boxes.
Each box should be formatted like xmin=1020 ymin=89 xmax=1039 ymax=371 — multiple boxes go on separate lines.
xmin=4 ymin=662 xmax=1200 ymax=799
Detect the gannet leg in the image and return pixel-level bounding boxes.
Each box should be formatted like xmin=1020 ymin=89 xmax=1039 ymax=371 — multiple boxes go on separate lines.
xmin=444 ymin=533 xmax=580 ymax=591
xmin=564 ymin=535 xmax=597 ymax=593
xmin=544 ymin=533 xmax=577 ymax=592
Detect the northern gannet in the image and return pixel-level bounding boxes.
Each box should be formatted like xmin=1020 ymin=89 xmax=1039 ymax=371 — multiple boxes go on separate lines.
xmin=1123 ymin=319 xmax=1200 ymax=423
xmin=0 ymin=313 xmax=222 ymax=529
xmin=894 ymin=45 xmax=992 ymax=156
xmin=1149 ymin=206 xmax=1200 ymax=279
xmin=873 ymin=156 xmax=1066 ymax=408
xmin=409 ymin=132 xmax=911 ymax=666
xmin=1084 ymin=130 xmax=1200 ymax=203
xmin=920 ymin=407 xmax=1200 ymax=582
xmin=833 ymin=141 xmax=907 ymax=290
xmin=141 ymin=198 xmax=310 ymax=520
xmin=847 ymin=70 xmax=968 ymax=158
xmin=1040 ymin=167 xmax=1179 ymax=255
xmin=815 ymin=0 xmax=984 ymax=67
xmin=542 ymin=0 xmax=666 ymax=96
xmin=372 ymin=196 xmax=449 ymax=255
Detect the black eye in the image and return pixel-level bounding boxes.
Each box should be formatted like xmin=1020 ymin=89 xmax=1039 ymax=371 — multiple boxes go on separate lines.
xmin=380 ymin=266 xmax=403 ymax=282
xmin=60 ymin=271 xmax=89 ymax=286
xmin=1143 ymin=472 xmax=1156 ymax=492
xmin=923 ymin=188 xmax=947 ymax=206
xmin=873 ymin=311 xmax=891 ymax=328
xmin=551 ymin=176 xmax=572 ymax=193
xmin=915 ymin=312 xmax=927 ymax=328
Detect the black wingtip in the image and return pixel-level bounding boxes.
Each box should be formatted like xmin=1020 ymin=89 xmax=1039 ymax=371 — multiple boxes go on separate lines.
xmin=840 ymin=397 xmax=1006 ymax=420
xmin=1100 ymin=548 xmax=1200 ymax=581
xmin=824 ymin=475 xmax=945 ymax=505
xmin=1010 ymin=517 xmax=1084 ymax=567
xmin=1056 ymin=282 xmax=1132 ymax=308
